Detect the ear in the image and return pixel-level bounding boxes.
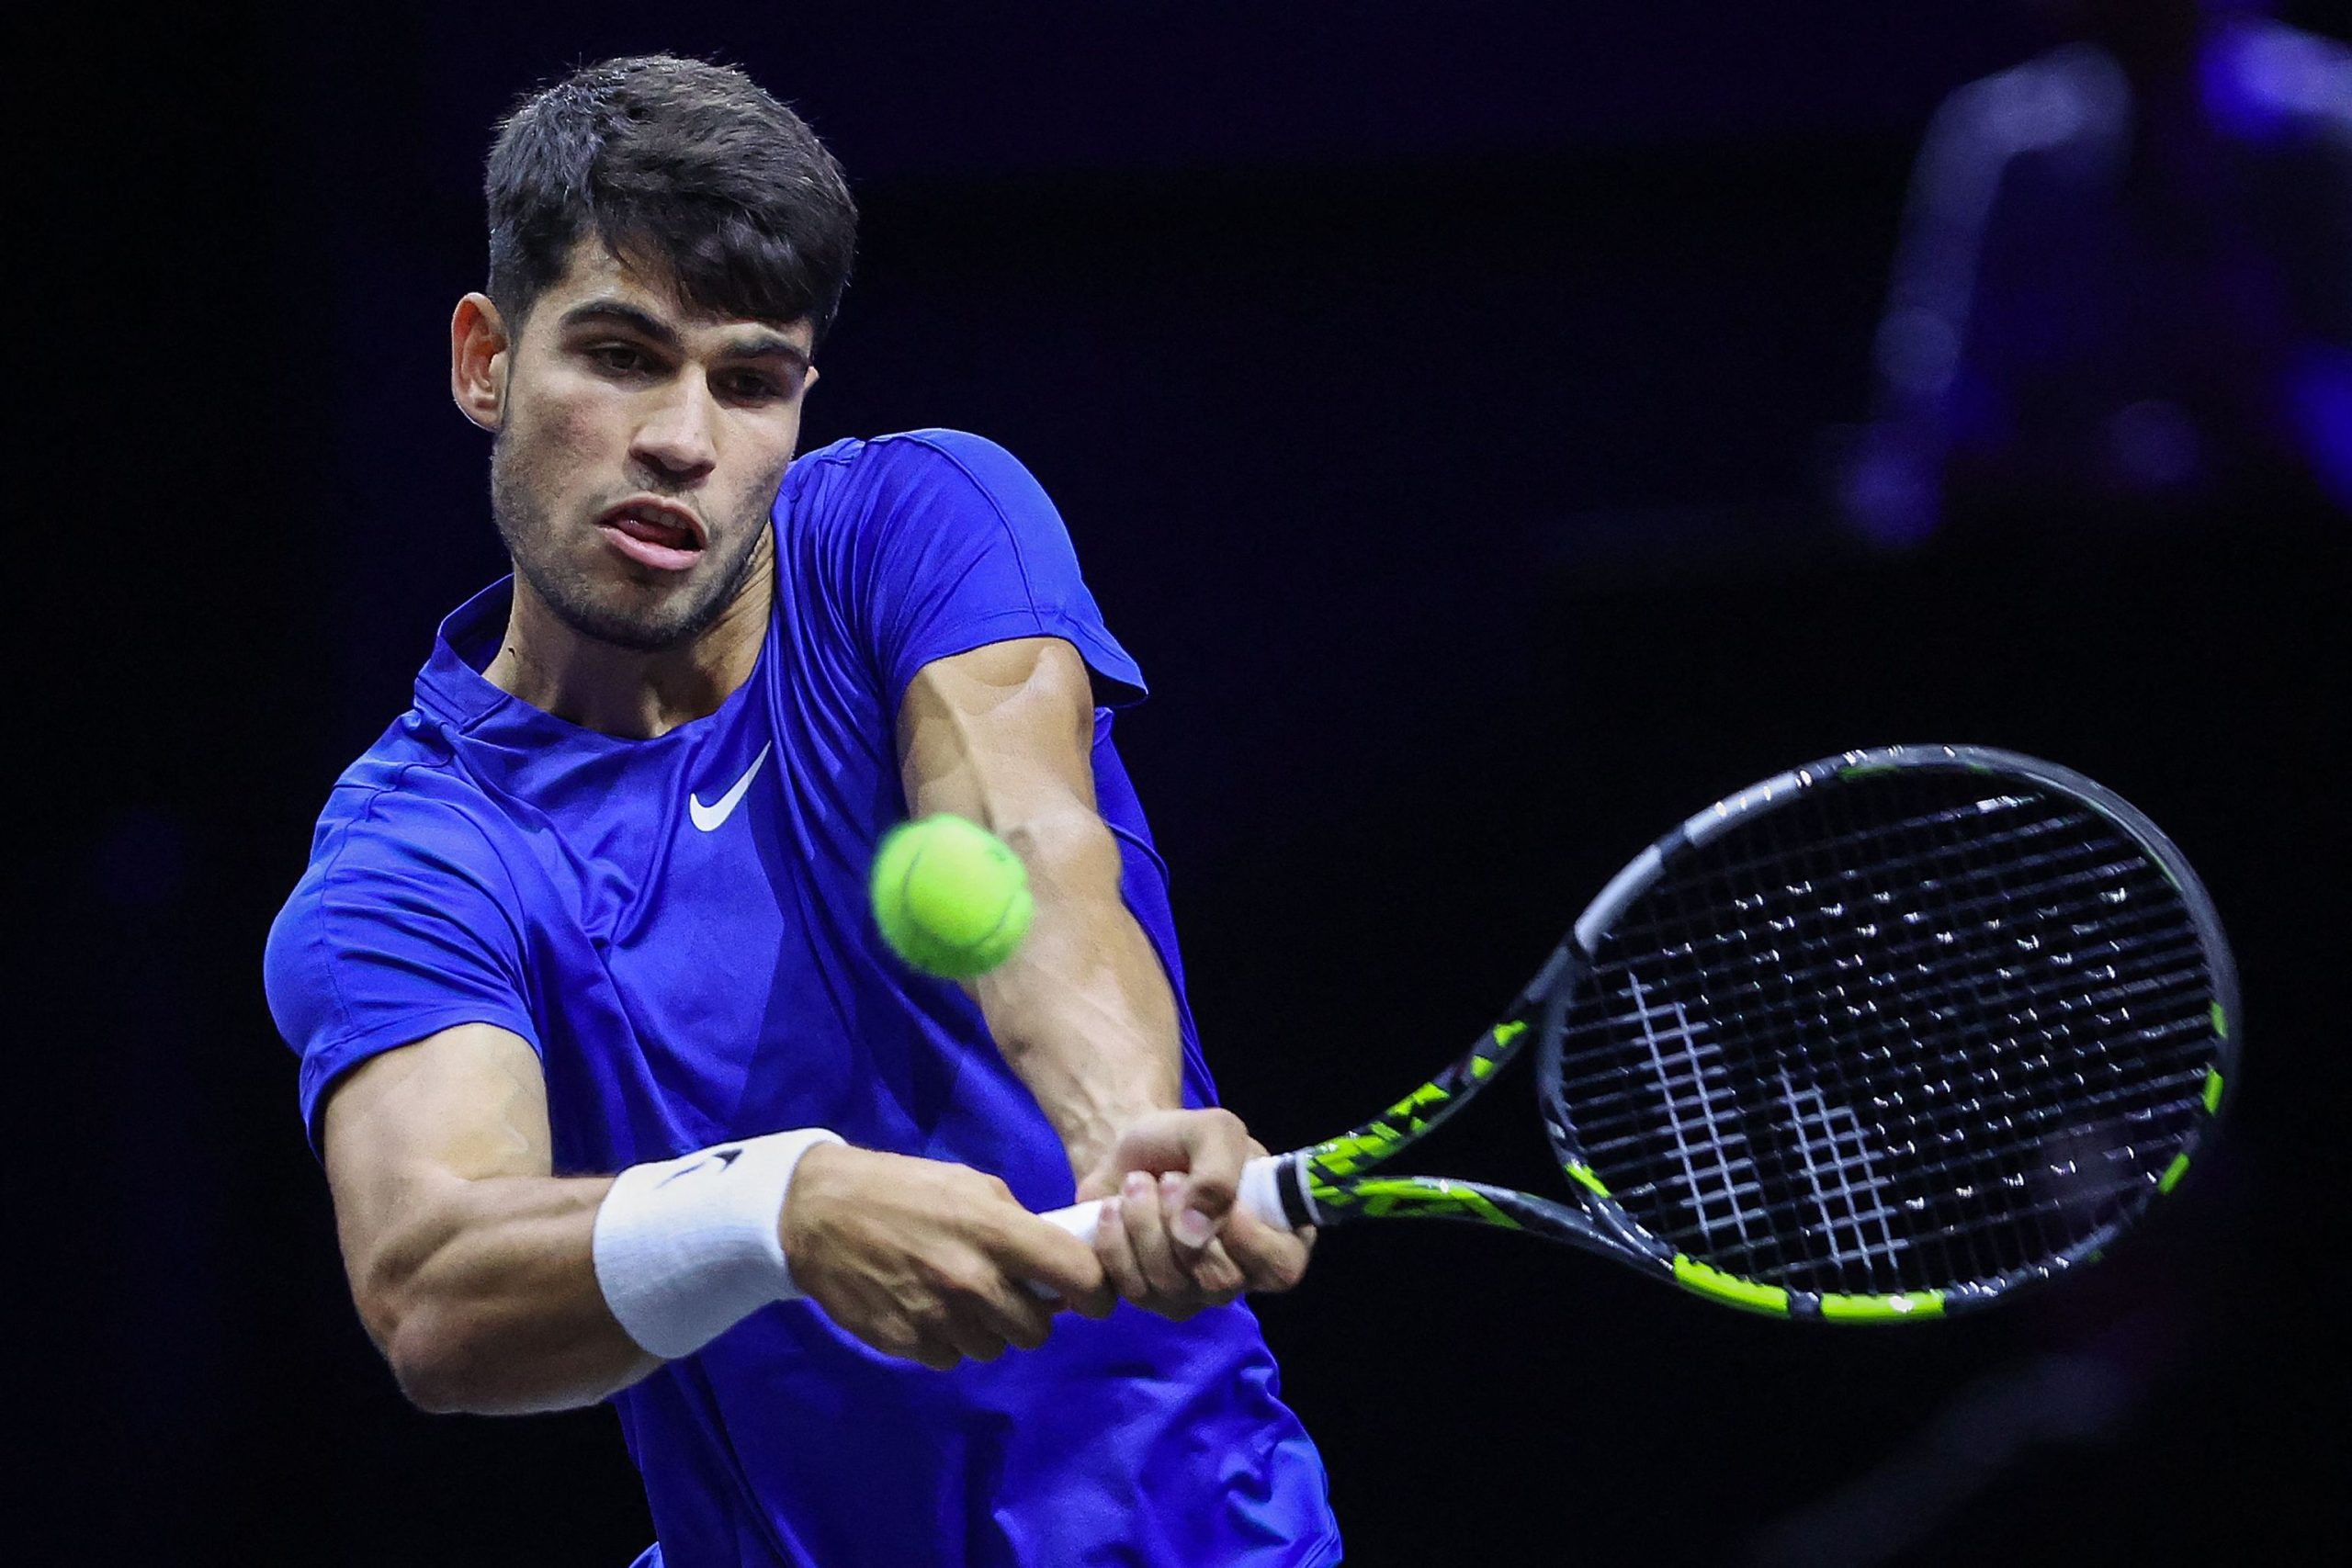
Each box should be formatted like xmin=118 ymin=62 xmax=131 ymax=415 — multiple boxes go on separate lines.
xmin=451 ymin=293 xmax=510 ymax=432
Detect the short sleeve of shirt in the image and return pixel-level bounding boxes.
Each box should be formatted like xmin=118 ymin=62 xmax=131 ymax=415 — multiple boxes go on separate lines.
xmin=818 ymin=430 xmax=1148 ymax=707
xmin=264 ymin=786 xmax=540 ymax=1152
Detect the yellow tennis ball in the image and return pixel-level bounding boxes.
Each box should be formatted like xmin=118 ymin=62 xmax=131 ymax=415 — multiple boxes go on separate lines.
xmin=869 ymin=814 xmax=1035 ymax=978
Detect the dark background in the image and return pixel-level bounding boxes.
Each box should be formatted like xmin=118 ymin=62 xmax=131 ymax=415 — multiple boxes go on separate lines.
xmin=38 ymin=3 xmax=2347 ymax=1563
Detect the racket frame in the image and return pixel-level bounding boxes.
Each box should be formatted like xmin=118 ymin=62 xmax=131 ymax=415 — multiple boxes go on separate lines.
xmin=1258 ymin=744 xmax=2239 ymax=1321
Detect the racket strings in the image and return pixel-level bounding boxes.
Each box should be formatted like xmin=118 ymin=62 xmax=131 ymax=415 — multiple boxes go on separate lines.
xmin=1799 ymin=778 xmax=2200 ymax=1286
xmin=1746 ymin=779 xmax=2173 ymax=1227
xmin=1663 ymin=793 xmax=2091 ymax=900
xmin=1550 ymin=773 xmax=2216 ymax=1296
xmin=1574 ymin=1060 xmax=2211 ymax=1175
xmin=1555 ymin=922 xmax=2212 ymax=1146
xmin=1724 ymin=781 xmax=2193 ymax=1290
xmin=1603 ymin=815 xmax=2152 ymax=992
xmin=1553 ymin=913 xmax=2210 ymax=1106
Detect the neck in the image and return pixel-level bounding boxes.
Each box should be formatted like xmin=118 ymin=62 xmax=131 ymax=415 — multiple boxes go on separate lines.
xmin=485 ymin=534 xmax=774 ymax=739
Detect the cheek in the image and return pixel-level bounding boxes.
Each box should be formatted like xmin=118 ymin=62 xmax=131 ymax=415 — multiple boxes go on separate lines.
xmin=726 ymin=414 xmax=805 ymax=513
xmin=538 ymin=395 xmax=616 ymax=466
xmin=509 ymin=394 xmax=619 ymax=498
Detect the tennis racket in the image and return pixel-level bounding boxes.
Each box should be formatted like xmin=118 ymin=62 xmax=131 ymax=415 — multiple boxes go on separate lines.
xmin=1042 ymin=744 xmax=2237 ymax=1319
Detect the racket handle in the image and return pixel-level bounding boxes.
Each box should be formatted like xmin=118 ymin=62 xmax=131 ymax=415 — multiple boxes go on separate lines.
xmin=1027 ymin=1156 xmax=1294 ymax=1293
xmin=1036 ymin=1197 xmax=1111 ymax=1246
xmin=1238 ymin=1154 xmax=1291 ymax=1231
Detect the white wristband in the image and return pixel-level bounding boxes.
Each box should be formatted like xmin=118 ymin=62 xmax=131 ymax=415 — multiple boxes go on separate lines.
xmin=591 ymin=1128 xmax=844 ymax=1360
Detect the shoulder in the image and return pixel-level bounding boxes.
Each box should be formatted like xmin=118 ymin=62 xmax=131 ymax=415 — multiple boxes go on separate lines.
xmin=290 ymin=747 xmax=526 ymax=925
xmin=870 ymin=428 xmax=1054 ymax=496
xmin=782 ymin=429 xmax=1058 ymax=528
xmin=793 ymin=427 xmax=1038 ymax=479
xmin=267 ymin=755 xmax=531 ymax=1021
xmin=266 ymin=739 xmax=546 ymax=1149
xmin=776 ymin=431 xmax=1142 ymax=702
xmin=777 ymin=430 xmax=1087 ymax=603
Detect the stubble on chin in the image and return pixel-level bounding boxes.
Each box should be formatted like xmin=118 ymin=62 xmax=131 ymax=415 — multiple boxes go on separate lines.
xmin=488 ymin=435 xmax=773 ymax=654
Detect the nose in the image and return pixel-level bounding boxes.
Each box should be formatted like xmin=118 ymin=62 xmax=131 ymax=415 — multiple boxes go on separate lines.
xmin=630 ymin=379 xmax=719 ymax=484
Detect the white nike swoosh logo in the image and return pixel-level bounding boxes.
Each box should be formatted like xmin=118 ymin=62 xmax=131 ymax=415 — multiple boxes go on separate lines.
xmin=689 ymin=743 xmax=771 ymax=832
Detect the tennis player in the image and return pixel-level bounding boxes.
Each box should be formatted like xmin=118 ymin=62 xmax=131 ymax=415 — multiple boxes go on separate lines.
xmin=265 ymin=54 xmax=1340 ymax=1567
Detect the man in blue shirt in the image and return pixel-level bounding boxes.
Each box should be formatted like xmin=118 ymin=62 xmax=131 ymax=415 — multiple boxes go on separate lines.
xmin=266 ymin=54 xmax=1339 ymax=1566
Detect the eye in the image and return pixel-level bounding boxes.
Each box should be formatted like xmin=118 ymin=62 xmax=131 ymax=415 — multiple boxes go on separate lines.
xmin=589 ymin=343 xmax=648 ymax=375
xmin=722 ymin=373 xmax=786 ymax=402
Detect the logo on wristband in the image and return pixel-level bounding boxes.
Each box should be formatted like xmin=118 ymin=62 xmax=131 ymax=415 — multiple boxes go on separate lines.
xmin=658 ymin=1146 xmax=743 ymax=1186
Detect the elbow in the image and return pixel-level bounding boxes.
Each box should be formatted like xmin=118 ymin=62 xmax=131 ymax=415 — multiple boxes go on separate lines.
xmin=383 ymin=1302 xmax=488 ymax=1415
xmin=347 ymin=1203 xmax=508 ymax=1415
xmin=348 ymin=1247 xmax=469 ymax=1413
xmin=355 ymin=1259 xmax=498 ymax=1415
xmin=374 ymin=1292 xmax=634 ymax=1416
xmin=347 ymin=1224 xmax=637 ymax=1416
xmin=1001 ymin=801 xmax=1121 ymax=890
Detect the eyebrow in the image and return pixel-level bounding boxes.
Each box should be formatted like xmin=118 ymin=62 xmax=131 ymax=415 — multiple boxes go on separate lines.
xmin=557 ymin=299 xmax=811 ymax=371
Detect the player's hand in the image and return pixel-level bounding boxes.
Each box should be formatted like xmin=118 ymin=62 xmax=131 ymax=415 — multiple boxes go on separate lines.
xmin=1074 ymin=1109 xmax=1315 ymax=1320
xmin=781 ymin=1144 xmax=1115 ymax=1370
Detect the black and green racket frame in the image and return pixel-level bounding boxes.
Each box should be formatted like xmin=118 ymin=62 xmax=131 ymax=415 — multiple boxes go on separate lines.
xmin=1253 ymin=744 xmax=2239 ymax=1322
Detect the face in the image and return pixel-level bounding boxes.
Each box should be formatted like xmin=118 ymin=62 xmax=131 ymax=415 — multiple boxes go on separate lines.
xmin=466 ymin=243 xmax=817 ymax=652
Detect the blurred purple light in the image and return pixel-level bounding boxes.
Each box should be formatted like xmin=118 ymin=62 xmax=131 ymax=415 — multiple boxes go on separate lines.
xmin=2202 ymin=19 xmax=2352 ymax=143
xmin=2289 ymin=344 xmax=2352 ymax=509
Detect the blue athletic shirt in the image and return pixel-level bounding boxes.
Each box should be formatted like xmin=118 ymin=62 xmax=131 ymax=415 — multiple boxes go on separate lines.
xmin=265 ymin=430 xmax=1340 ymax=1568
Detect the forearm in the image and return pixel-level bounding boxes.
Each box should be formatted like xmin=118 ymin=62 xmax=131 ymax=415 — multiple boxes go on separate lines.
xmin=355 ymin=1171 xmax=654 ymax=1416
xmin=894 ymin=637 xmax=1188 ymax=1177
xmin=972 ymin=804 xmax=1182 ymax=1176
xmin=889 ymin=638 xmax=1310 ymax=1308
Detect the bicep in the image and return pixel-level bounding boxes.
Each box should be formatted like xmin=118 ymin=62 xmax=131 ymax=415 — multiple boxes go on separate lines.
xmin=321 ymin=1024 xmax=552 ymax=1294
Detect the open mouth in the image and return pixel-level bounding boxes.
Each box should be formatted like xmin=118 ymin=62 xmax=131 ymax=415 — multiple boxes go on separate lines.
xmin=598 ymin=501 xmax=707 ymax=573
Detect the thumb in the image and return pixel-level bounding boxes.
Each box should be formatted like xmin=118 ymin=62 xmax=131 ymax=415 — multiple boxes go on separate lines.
xmin=1169 ymin=1125 xmax=1253 ymax=1247
xmin=1072 ymin=1161 xmax=1121 ymax=1204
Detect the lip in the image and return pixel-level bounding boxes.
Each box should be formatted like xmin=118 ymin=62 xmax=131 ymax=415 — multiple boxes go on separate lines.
xmin=600 ymin=496 xmax=708 ymax=548
xmin=596 ymin=497 xmax=708 ymax=574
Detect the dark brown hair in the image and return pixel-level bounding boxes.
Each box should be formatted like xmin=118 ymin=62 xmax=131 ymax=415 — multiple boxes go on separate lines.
xmin=485 ymin=55 xmax=857 ymax=341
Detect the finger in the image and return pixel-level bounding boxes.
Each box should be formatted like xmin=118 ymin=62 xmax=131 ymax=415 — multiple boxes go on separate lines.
xmin=910 ymin=1331 xmax=964 ymax=1371
xmin=1002 ymin=1293 xmax=1058 ymax=1350
xmin=1217 ymin=1201 xmax=1314 ymax=1293
xmin=1092 ymin=1190 xmax=1148 ymax=1310
xmin=1160 ymin=1171 xmax=1203 ymax=1258
xmin=1160 ymin=1177 xmax=1244 ymax=1302
xmin=1169 ymin=1113 xmax=1254 ymax=1241
xmin=1107 ymin=1111 xmax=1253 ymax=1244
xmin=1188 ymin=1235 xmax=1248 ymax=1300
xmin=870 ymin=1314 xmax=947 ymax=1370
xmin=1124 ymin=1170 xmax=1192 ymax=1301
xmin=1070 ymin=1157 xmax=1122 ymax=1206
xmin=990 ymin=1209 xmax=1112 ymax=1313
xmin=963 ymin=1265 xmax=1060 ymax=1351
xmin=941 ymin=1302 xmax=1013 ymax=1365
xmin=911 ymin=1260 xmax=1011 ymax=1366
xmin=1133 ymin=1114 xmax=1261 ymax=1250
xmin=1159 ymin=1170 xmax=1223 ymax=1280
